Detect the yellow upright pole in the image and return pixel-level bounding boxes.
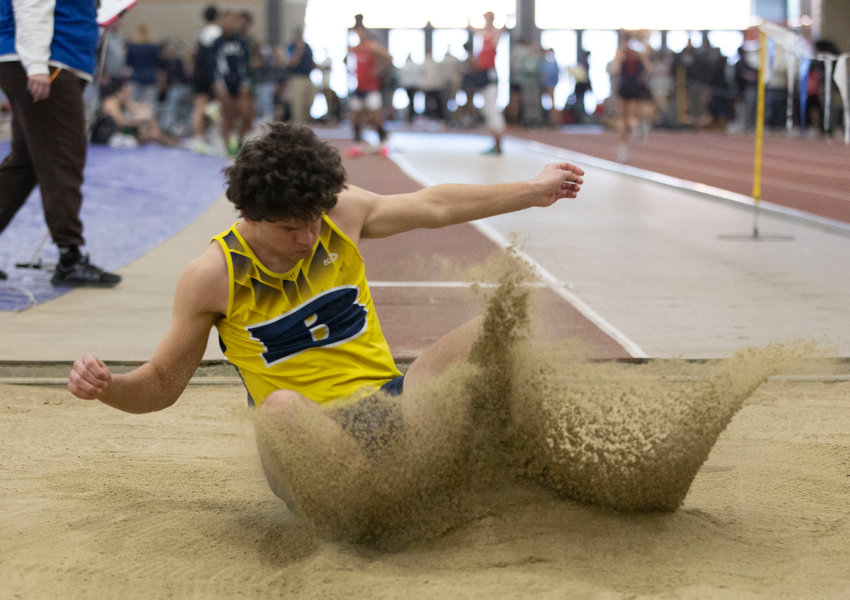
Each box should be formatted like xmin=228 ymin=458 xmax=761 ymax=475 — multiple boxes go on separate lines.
xmin=752 ymin=25 xmax=767 ymax=238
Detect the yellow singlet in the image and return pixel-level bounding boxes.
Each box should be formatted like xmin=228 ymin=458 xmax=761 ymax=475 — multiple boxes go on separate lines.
xmin=212 ymin=216 xmax=402 ymax=406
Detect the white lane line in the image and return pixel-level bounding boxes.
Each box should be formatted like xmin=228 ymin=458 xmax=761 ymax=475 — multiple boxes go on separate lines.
xmin=471 ymin=220 xmax=649 ymax=359
xmin=388 ymin=146 xmax=649 ymax=359
xmin=387 ymin=150 xmax=439 ymax=189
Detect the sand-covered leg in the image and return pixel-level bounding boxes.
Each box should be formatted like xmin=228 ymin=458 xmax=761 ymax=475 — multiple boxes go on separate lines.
xmin=251 ymin=390 xmax=373 ymax=524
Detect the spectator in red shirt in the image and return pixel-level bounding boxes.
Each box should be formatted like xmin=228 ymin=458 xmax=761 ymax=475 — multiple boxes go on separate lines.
xmin=345 ymin=18 xmax=392 ymax=156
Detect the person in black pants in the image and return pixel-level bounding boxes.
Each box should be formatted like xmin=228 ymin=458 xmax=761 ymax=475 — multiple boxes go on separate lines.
xmin=0 ymin=0 xmax=120 ymax=286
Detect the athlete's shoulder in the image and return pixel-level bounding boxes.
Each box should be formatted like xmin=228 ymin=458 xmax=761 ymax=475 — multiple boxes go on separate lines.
xmin=194 ymin=240 xmax=228 ymax=271
xmin=177 ymin=243 xmax=229 ymax=316
xmin=327 ymin=185 xmax=376 ymax=243
xmin=336 ymin=184 xmax=376 ymax=205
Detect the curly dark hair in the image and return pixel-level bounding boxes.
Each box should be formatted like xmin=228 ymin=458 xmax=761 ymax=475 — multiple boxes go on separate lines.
xmin=223 ymin=123 xmax=346 ymax=223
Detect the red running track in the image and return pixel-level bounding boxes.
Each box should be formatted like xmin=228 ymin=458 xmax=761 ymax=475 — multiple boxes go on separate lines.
xmin=511 ymin=128 xmax=850 ymax=225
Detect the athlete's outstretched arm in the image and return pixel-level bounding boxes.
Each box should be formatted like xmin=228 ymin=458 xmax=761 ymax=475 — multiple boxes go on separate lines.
xmin=355 ymin=162 xmax=584 ymax=239
xmin=67 ymin=250 xmax=225 ymax=413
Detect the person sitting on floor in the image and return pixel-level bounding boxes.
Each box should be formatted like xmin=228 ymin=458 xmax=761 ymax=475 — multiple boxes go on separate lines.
xmin=99 ymin=78 xmax=180 ymax=148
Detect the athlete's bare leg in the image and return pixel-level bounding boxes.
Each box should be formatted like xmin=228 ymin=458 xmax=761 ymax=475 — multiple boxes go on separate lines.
xmin=403 ymin=317 xmax=481 ymax=393
xmin=255 ymin=389 xmax=369 ymax=506
xmin=399 ymin=317 xmax=482 ymax=428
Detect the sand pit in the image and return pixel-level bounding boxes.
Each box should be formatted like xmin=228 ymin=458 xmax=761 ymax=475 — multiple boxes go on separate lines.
xmin=4 ymin=249 xmax=849 ymax=598
xmin=2 ymin=377 xmax=849 ymax=599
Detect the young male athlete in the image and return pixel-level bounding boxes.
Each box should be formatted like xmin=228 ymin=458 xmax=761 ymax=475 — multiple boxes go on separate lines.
xmin=67 ymin=124 xmax=583 ymax=499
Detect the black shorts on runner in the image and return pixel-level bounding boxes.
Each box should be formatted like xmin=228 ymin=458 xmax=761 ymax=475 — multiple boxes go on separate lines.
xmin=192 ymin=71 xmax=215 ymax=96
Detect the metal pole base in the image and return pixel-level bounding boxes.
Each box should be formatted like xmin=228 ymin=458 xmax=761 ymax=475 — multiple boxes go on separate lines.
xmin=717 ymin=232 xmax=795 ymax=241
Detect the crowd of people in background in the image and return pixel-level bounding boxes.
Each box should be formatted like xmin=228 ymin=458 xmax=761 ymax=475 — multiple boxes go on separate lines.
xmin=1 ymin=5 xmax=843 ymax=160
xmin=84 ymin=5 xmax=335 ymax=156
xmin=92 ymin=6 xmax=292 ymax=156
xmin=603 ymin=23 xmax=844 ymax=160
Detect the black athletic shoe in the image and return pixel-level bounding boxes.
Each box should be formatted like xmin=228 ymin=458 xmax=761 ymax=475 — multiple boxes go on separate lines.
xmin=51 ymin=254 xmax=121 ymax=288
xmin=0 ymin=268 xmax=6 ymax=280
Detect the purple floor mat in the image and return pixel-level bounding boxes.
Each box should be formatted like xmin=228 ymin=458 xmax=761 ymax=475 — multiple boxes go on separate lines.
xmin=0 ymin=142 xmax=227 ymax=310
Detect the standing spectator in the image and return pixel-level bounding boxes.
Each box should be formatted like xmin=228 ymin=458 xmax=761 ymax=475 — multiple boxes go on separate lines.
xmin=648 ymin=48 xmax=674 ymax=128
xmin=212 ymin=10 xmax=253 ymax=157
xmin=398 ymin=54 xmax=420 ymax=124
xmin=511 ymin=37 xmax=545 ymax=127
xmin=540 ymin=47 xmax=560 ymax=125
xmin=440 ymin=48 xmax=463 ymax=119
xmin=570 ymin=50 xmax=592 ymax=123
xmin=704 ymin=45 xmax=732 ymax=131
xmin=254 ymin=42 xmax=281 ymax=123
xmin=189 ymin=5 xmax=221 ymax=154
xmin=0 ymin=0 xmax=120 ymax=286
xmin=101 ymin=21 xmax=128 ymax=85
xmin=345 ymin=18 xmax=392 ymax=155
xmin=158 ymin=39 xmax=192 ymax=137
xmin=236 ymin=11 xmax=259 ymax=133
xmin=797 ymin=21 xmax=824 ymax=135
xmin=765 ymin=42 xmax=788 ymax=130
xmin=802 ymin=60 xmax=823 ymax=135
xmin=317 ymin=49 xmax=341 ymax=124
xmin=125 ymin=23 xmax=161 ymax=107
xmin=284 ymin=28 xmax=316 ymax=126
xmin=468 ymin=11 xmax=507 ymax=154
xmin=419 ymin=48 xmax=444 ymax=123
xmin=815 ymin=38 xmax=842 ymax=135
xmin=733 ymin=43 xmax=759 ymax=132
xmin=455 ymin=40 xmax=483 ymax=128
xmin=611 ymin=36 xmax=650 ymax=162
xmin=90 ymin=18 xmax=125 ymax=128
xmin=674 ymin=39 xmax=709 ymax=127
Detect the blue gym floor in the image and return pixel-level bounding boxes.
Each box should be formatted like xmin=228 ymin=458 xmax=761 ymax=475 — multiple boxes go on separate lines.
xmin=0 ymin=142 xmax=228 ymax=311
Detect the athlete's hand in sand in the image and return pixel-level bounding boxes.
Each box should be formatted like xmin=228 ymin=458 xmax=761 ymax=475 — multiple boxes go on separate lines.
xmin=532 ymin=162 xmax=585 ymax=206
xmin=68 ymin=354 xmax=113 ymax=400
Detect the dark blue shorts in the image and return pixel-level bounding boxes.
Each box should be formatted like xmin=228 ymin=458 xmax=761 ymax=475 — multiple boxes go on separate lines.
xmin=222 ymin=76 xmax=249 ymax=97
xmin=379 ymin=375 xmax=404 ymax=397
xmin=330 ymin=376 xmax=406 ymax=454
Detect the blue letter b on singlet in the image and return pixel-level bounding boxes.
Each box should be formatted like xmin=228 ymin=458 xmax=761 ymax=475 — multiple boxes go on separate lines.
xmin=247 ymin=286 xmax=368 ymax=365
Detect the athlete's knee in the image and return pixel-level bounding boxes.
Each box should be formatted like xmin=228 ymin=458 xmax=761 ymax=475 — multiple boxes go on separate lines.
xmin=261 ymin=389 xmax=309 ymax=416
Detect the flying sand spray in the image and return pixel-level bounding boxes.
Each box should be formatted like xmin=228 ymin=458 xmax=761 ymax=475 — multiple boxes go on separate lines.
xmin=250 ymin=247 xmax=819 ymax=549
